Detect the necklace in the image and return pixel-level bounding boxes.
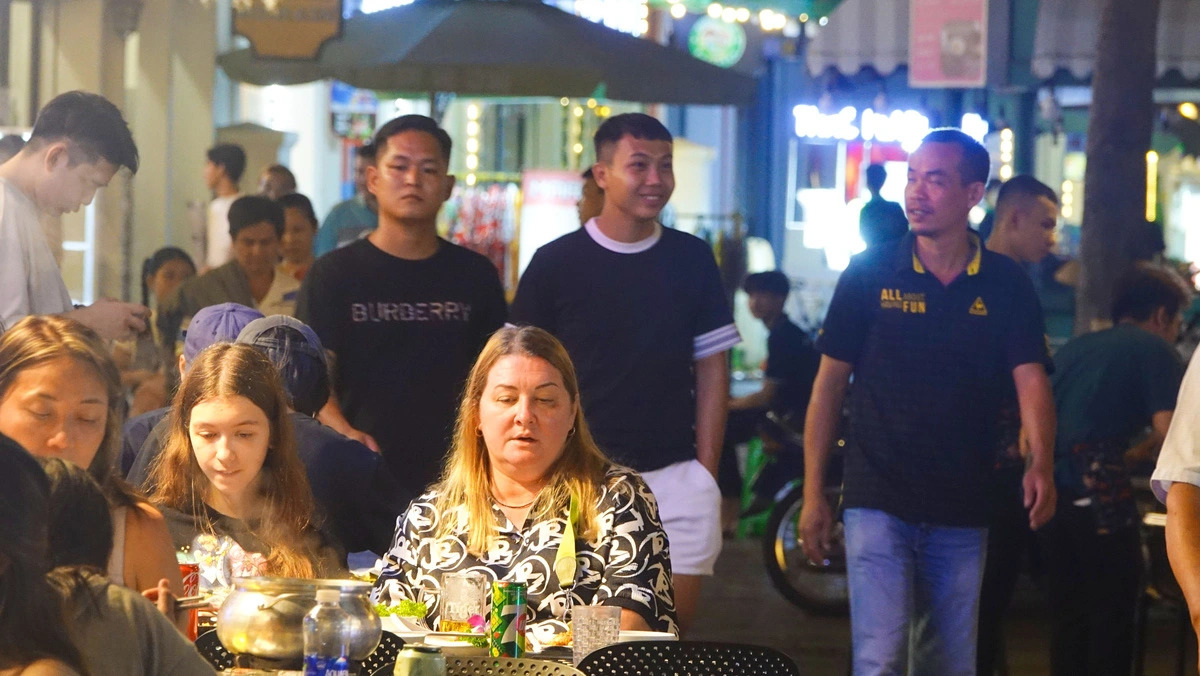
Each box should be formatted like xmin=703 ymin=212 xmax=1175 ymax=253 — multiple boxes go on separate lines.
xmin=492 ymin=492 xmax=538 ymax=510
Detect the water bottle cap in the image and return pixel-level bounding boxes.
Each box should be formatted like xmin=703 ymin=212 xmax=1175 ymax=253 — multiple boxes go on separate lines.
xmin=315 ymin=588 xmax=341 ymax=603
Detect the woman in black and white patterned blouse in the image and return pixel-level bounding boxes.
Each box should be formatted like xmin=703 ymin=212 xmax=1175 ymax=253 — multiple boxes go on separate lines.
xmin=371 ymin=325 xmax=678 ymax=642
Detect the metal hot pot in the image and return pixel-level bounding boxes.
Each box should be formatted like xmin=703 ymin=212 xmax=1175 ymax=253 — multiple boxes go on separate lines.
xmin=216 ymin=577 xmax=382 ymax=662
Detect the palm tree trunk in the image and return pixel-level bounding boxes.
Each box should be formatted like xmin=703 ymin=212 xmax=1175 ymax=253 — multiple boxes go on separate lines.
xmin=1075 ymin=0 xmax=1161 ymax=332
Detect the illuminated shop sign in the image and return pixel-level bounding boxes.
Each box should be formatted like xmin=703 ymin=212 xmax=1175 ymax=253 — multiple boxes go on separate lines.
xmin=792 ymin=105 xmax=988 ymax=152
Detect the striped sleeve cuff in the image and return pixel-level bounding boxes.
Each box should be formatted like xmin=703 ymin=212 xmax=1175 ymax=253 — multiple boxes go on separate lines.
xmin=693 ymin=323 xmax=741 ymax=360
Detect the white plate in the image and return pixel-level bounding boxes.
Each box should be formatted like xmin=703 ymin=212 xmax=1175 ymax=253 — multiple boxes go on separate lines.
xmin=618 ymin=630 xmax=677 ymax=642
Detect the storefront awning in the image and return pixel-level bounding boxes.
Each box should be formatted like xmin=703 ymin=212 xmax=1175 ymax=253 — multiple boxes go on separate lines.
xmin=1032 ymin=0 xmax=1200 ymax=80
xmin=805 ymin=0 xmax=909 ymax=76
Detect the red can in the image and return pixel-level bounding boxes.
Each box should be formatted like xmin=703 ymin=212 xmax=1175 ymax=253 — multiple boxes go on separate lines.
xmin=179 ymin=561 xmax=200 ymax=641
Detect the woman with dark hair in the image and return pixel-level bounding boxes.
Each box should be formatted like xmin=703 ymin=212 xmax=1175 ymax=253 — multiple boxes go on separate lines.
xmin=372 ymin=326 xmax=677 ymax=644
xmin=0 ymin=434 xmax=88 ymax=676
xmin=38 ymin=457 xmax=214 ymax=676
xmin=114 ymin=247 xmax=196 ymax=415
xmin=149 ymin=342 xmax=343 ymax=579
xmin=0 ymin=316 xmax=183 ymax=597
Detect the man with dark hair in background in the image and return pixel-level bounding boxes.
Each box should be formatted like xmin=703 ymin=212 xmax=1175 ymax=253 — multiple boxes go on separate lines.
xmin=512 ymin=112 xmax=739 ymax=634
xmin=1047 ymin=265 xmax=1186 ymax=676
xmin=985 ymin=175 xmax=1059 ymax=266
xmin=719 ymin=270 xmax=819 ymax=524
xmin=858 ymin=163 xmax=908 ymax=248
xmin=298 ymin=115 xmax=507 ymax=496
xmin=802 ymin=128 xmax=1056 ymax=673
xmin=161 ymin=195 xmax=300 ymax=351
xmin=258 ymin=163 xmax=297 ymax=200
xmin=976 ymin=173 xmax=1061 ymax=676
xmin=203 ymin=143 xmax=247 ymax=268
xmin=0 ymin=90 xmax=147 ymax=339
xmin=316 ymin=142 xmax=378 ymax=256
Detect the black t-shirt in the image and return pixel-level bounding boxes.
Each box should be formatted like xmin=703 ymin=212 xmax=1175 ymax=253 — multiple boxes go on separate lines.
xmin=859 ymin=197 xmax=909 ymax=248
xmin=297 ymin=239 xmax=507 ymax=495
xmin=510 ymin=223 xmax=739 ymax=472
xmin=765 ymin=316 xmax=820 ymax=420
xmin=1052 ymin=324 xmax=1182 ymax=497
xmin=816 ymin=232 xmax=1048 ymax=527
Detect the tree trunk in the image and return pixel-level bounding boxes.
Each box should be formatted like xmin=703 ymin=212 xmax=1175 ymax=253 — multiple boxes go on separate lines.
xmin=1075 ymin=0 xmax=1161 ymax=333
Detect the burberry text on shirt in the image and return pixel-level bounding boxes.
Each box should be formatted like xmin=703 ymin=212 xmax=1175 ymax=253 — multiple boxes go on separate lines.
xmin=351 ymin=301 xmax=472 ymax=323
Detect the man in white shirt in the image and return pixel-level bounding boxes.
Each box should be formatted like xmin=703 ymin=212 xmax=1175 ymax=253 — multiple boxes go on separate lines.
xmin=203 ymin=143 xmax=246 ymax=269
xmin=0 ymin=90 xmax=145 ymax=339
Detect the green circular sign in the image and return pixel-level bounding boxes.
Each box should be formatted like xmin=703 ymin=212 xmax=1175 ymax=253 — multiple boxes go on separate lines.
xmin=688 ymin=16 xmax=747 ymax=69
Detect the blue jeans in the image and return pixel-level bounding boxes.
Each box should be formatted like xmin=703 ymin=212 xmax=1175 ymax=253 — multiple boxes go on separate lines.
xmin=843 ymin=508 xmax=988 ymax=676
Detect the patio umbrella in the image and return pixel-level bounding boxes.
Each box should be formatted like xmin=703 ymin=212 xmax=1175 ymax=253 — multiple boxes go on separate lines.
xmin=217 ymin=0 xmax=757 ymax=105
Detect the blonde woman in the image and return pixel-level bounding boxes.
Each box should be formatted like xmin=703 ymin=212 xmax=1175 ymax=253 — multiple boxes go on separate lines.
xmin=372 ymin=326 xmax=678 ymax=644
xmin=0 ymin=316 xmax=182 ymax=597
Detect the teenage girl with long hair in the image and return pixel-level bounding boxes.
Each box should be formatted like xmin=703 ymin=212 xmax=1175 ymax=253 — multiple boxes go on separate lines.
xmin=149 ymin=342 xmax=342 ymax=579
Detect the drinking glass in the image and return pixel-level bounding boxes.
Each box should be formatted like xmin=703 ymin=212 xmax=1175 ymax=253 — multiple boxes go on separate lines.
xmin=440 ymin=571 xmax=488 ymax=633
xmin=571 ymin=604 xmax=621 ymax=665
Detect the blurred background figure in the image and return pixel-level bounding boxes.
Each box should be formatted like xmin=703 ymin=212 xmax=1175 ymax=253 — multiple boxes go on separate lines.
xmin=858 ymin=163 xmax=908 ymax=248
xmin=258 ymin=163 xmax=297 ymax=200
xmin=0 ymin=134 xmax=26 ymax=163
xmin=203 ymin=143 xmax=246 ymax=269
xmin=277 ymin=193 xmax=318 ymax=281
xmin=112 ymin=247 xmax=196 ymax=417
xmin=578 ymin=167 xmax=604 ymax=226
xmin=315 ymin=142 xmax=376 ymax=256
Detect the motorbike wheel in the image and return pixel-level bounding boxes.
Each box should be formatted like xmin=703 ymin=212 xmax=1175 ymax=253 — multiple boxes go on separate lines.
xmin=761 ymin=481 xmax=850 ymax=616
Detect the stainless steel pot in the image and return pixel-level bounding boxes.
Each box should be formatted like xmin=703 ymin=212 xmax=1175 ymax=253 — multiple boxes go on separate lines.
xmin=216 ymin=577 xmax=382 ymax=661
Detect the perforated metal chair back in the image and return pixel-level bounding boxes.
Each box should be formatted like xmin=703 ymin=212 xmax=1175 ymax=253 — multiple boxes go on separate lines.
xmin=445 ymin=655 xmax=586 ymax=676
xmin=194 ymin=629 xmax=236 ymax=671
xmin=358 ymin=630 xmax=405 ymax=675
xmin=577 ymin=640 xmax=799 ymax=676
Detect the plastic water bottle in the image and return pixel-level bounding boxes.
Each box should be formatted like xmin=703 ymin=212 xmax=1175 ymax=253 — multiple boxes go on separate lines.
xmin=303 ymin=589 xmax=351 ymax=676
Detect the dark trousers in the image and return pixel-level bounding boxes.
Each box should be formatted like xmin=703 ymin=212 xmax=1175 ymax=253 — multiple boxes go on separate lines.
xmin=977 ymin=466 xmax=1032 ymax=675
xmin=1040 ymin=502 xmax=1143 ymax=676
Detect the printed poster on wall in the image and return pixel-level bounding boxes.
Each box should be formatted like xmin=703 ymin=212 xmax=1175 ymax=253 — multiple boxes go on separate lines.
xmin=909 ymin=0 xmax=988 ymax=88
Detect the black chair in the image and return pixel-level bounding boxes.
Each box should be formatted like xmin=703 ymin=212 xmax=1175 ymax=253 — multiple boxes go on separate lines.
xmin=357 ymin=630 xmax=405 ymax=675
xmin=577 ymin=640 xmax=799 ymax=676
xmin=444 ymin=656 xmax=585 ymax=675
xmin=194 ymin=629 xmax=236 ymax=671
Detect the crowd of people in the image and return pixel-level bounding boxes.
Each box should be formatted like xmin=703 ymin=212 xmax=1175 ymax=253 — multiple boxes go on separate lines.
xmin=0 ymin=91 xmax=735 ymax=674
xmin=6 ymin=86 xmax=1200 ymax=676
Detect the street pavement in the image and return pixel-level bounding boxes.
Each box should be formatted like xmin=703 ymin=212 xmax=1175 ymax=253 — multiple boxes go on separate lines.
xmin=690 ymin=537 xmax=1197 ymax=675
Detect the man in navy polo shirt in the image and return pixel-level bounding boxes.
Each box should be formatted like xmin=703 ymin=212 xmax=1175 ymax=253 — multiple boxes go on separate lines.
xmin=799 ymin=128 xmax=1057 ymax=675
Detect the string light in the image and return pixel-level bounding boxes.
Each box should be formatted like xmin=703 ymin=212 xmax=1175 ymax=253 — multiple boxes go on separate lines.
xmin=465 ymin=101 xmax=482 ymax=182
xmin=998 ymin=128 xmax=1015 ymax=181
xmin=1180 ymin=102 xmax=1199 ymax=120
xmin=1061 ymin=180 xmax=1074 ymax=219
xmin=670 ymin=2 xmax=686 ymax=18
xmin=707 ymin=3 xmax=722 ymax=18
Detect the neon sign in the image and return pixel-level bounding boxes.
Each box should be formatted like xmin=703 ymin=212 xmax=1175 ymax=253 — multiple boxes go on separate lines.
xmin=792 ymin=105 xmax=988 ymax=152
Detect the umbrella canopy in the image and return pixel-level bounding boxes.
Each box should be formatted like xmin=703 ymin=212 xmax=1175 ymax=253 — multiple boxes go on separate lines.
xmin=218 ymin=0 xmax=757 ymax=105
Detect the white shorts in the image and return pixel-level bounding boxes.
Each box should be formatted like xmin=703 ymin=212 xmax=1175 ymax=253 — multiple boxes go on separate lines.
xmin=641 ymin=459 xmax=723 ymax=576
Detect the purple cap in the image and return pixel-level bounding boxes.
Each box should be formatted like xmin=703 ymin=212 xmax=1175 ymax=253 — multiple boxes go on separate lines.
xmin=182 ymin=303 xmax=265 ymax=363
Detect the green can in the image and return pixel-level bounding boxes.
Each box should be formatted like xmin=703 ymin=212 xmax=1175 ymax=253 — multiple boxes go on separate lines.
xmin=489 ymin=580 xmax=527 ymax=658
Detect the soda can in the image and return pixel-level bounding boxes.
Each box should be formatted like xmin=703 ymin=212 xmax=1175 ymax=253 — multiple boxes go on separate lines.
xmin=178 ymin=561 xmax=201 ymax=641
xmin=488 ymin=580 xmax=527 ymax=658
xmin=392 ymin=644 xmax=446 ymax=676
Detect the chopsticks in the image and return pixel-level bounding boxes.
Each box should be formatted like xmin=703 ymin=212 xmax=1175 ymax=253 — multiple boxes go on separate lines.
xmin=175 ymin=595 xmax=210 ymax=610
